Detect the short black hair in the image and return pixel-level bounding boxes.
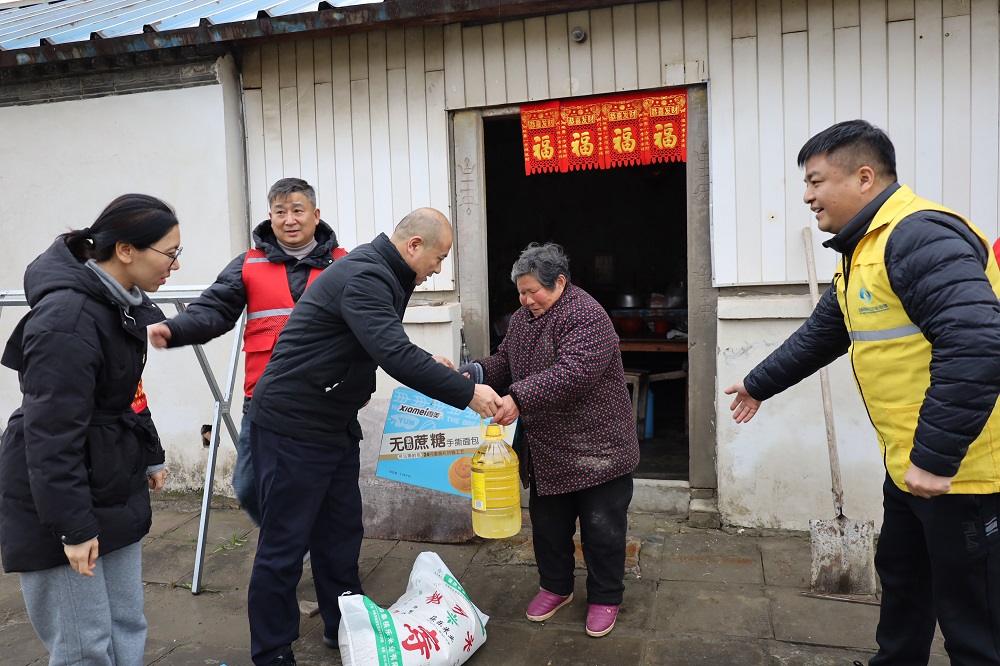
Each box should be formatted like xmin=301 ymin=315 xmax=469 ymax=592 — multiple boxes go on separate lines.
xmin=797 ymin=120 xmax=897 ymax=181
xmin=267 ymin=178 xmax=317 ymax=208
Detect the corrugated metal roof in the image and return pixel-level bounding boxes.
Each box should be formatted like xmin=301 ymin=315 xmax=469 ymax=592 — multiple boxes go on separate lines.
xmin=0 ymin=0 xmax=378 ymax=51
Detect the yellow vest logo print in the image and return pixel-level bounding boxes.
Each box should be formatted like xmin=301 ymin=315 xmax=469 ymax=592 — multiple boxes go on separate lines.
xmin=858 ymin=286 xmax=890 ymax=314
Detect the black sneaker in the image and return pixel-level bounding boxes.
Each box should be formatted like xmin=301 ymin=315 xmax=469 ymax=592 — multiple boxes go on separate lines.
xmin=267 ymin=654 xmax=296 ymax=665
xmin=323 ymin=633 xmax=337 ymax=649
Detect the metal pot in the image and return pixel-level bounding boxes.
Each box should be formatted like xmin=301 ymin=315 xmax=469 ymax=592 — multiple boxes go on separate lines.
xmin=616 ymin=293 xmax=643 ymax=308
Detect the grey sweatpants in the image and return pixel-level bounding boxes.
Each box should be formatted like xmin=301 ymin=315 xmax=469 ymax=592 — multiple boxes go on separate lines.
xmin=20 ymin=540 xmax=147 ymax=666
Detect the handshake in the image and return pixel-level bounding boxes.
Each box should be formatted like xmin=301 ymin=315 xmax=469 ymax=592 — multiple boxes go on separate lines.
xmin=431 ymin=356 xmax=519 ymax=426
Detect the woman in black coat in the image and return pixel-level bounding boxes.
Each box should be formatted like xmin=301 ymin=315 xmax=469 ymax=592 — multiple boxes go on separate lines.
xmin=0 ymin=194 xmax=181 ymax=665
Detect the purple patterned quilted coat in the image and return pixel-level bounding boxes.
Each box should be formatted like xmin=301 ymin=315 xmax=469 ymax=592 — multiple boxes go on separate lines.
xmin=477 ymin=283 xmax=639 ymax=496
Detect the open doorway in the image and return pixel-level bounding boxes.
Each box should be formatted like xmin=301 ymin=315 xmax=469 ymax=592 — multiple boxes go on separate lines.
xmin=482 ymin=115 xmax=689 ymax=481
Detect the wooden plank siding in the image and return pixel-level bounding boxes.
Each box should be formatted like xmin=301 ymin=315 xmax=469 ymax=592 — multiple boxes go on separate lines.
xmin=970 ymin=0 xmax=1000 ymax=243
xmin=239 ymin=0 xmax=1000 ymax=288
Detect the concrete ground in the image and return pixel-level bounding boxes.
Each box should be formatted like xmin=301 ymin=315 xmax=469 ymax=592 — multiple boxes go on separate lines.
xmin=1 ymin=493 xmax=948 ymax=666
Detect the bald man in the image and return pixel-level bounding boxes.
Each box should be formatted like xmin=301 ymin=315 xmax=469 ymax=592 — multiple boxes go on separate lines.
xmin=246 ymin=209 xmax=503 ymax=666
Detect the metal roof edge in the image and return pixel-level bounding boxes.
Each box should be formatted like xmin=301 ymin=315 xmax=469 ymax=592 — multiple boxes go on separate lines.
xmin=1 ymin=0 xmax=633 ymax=70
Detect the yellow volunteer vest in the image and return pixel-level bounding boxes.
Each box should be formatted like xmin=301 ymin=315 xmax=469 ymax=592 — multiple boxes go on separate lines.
xmin=834 ymin=185 xmax=1000 ymax=494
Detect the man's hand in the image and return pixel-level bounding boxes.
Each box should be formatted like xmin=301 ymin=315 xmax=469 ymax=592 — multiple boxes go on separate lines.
xmin=492 ymin=395 xmax=520 ymax=426
xmin=64 ymin=537 xmax=99 ymax=577
xmin=148 ymin=323 xmax=172 ymax=349
xmin=148 ymin=468 xmax=168 ymax=493
xmin=431 ymin=355 xmax=456 ymax=370
xmin=469 ymin=384 xmax=504 ymax=418
xmin=904 ymin=464 xmax=952 ymax=498
xmin=725 ymin=381 xmax=762 ymax=423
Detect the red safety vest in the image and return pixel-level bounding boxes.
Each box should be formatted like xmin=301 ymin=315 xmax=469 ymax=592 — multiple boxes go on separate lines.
xmin=241 ymin=247 xmax=347 ymax=397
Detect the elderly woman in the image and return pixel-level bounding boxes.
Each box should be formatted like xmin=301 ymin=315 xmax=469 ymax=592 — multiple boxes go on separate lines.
xmin=463 ymin=242 xmax=639 ymax=638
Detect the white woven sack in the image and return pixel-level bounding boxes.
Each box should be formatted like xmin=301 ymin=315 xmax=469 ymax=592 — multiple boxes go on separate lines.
xmin=338 ymin=551 xmax=489 ymax=666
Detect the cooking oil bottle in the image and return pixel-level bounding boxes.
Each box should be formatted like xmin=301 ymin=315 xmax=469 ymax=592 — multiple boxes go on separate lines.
xmin=471 ymin=423 xmax=521 ymax=538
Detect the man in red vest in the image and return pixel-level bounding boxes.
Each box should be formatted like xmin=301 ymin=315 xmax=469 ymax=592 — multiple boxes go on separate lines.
xmin=148 ymin=178 xmax=346 ymax=526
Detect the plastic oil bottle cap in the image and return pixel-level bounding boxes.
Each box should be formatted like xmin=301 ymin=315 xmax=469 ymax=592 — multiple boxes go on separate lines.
xmin=484 ymin=423 xmax=505 ymax=440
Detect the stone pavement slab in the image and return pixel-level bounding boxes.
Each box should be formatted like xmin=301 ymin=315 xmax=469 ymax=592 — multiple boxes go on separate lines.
xmin=658 ymin=531 xmax=764 ymax=585
xmin=141 ymin=538 xmax=198 ymax=585
xmin=176 ymin=541 xmax=256 ymax=592
xmin=145 ymin=639 xmax=253 ymax=665
xmin=757 ymin=535 xmax=811 ymax=588
xmin=144 ymin=583 xmax=248 ymax=646
xmin=461 ymin=618 xmax=533 ymax=663
xmin=1 ymin=609 xmax=46 ymax=666
xmin=147 ymin=507 xmax=198 ymax=539
xmin=159 ymin=509 xmax=256 ymax=546
xmin=653 ymin=580 xmax=772 ymax=639
xmin=643 ymin=635 xmax=772 ymax=665
xmin=451 ymin=563 xmax=539 ymax=623
xmin=768 ymin=586 xmax=879 ymax=650
xmin=768 ymin=641 xmax=882 ymax=665
xmin=521 ymin=626 xmax=645 ymax=665
xmin=383 ymin=539 xmax=482 ymax=578
xmin=618 ymin=578 xmax=657 ymax=631
xmin=358 ymin=554 xmax=416 ymax=607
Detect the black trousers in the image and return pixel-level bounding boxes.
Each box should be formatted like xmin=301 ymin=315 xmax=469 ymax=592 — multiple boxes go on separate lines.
xmin=529 ymin=473 xmax=633 ymax=605
xmin=871 ymin=475 xmax=1000 ymax=666
xmin=248 ymin=423 xmax=364 ymax=665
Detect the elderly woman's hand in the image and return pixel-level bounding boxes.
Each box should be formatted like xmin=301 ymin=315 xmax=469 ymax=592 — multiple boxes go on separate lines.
xmin=492 ymin=395 xmax=519 ymax=426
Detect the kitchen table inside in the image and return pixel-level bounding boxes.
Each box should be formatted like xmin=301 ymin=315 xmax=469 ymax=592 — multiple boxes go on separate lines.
xmin=618 ymin=338 xmax=687 ymax=353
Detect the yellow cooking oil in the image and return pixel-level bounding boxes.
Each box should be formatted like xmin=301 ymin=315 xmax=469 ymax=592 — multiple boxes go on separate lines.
xmin=471 ymin=423 xmax=521 ymax=538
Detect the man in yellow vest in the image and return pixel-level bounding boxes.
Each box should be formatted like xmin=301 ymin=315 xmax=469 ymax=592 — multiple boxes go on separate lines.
xmin=148 ymin=178 xmax=346 ymax=526
xmin=726 ymin=120 xmax=1000 ymax=664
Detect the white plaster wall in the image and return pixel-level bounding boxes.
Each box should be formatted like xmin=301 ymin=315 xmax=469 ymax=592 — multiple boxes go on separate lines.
xmin=715 ymin=295 xmax=886 ymax=531
xmin=0 ymin=57 xmax=248 ymax=495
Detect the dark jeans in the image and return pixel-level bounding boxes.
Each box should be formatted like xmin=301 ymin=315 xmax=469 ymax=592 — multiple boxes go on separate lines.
xmin=870 ymin=475 xmax=1000 ymax=666
xmin=529 ymin=473 xmax=633 ymax=605
xmin=247 ymin=423 xmax=364 ymax=665
xmin=232 ymin=399 xmax=261 ymax=526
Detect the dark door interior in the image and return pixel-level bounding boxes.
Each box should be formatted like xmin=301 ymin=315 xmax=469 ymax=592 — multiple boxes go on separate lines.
xmin=481 ymin=115 xmax=689 ymax=480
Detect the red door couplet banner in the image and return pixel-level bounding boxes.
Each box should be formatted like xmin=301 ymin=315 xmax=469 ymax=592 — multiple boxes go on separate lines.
xmin=521 ymin=89 xmax=688 ymax=175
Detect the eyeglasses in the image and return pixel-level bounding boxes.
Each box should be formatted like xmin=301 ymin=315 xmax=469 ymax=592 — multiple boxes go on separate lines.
xmin=148 ymin=246 xmax=183 ymax=266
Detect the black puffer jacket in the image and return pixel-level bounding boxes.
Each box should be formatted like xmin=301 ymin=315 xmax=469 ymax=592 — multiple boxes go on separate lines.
xmin=745 ymin=183 xmax=1000 ymax=477
xmin=164 ymin=220 xmax=341 ymax=346
xmin=0 ymin=240 xmax=165 ymax=573
xmin=249 ymin=233 xmax=474 ymax=444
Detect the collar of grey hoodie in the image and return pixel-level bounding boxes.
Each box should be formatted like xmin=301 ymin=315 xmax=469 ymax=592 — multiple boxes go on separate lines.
xmin=85 ymin=259 xmax=145 ymax=309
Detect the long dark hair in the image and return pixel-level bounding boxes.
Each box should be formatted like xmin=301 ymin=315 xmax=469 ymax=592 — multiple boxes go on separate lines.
xmin=62 ymin=194 xmax=179 ymax=262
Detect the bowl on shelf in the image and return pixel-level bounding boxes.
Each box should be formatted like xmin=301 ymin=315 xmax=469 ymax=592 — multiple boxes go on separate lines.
xmin=652 ymin=320 xmax=670 ymax=335
xmin=619 ymin=317 xmax=643 ymax=335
